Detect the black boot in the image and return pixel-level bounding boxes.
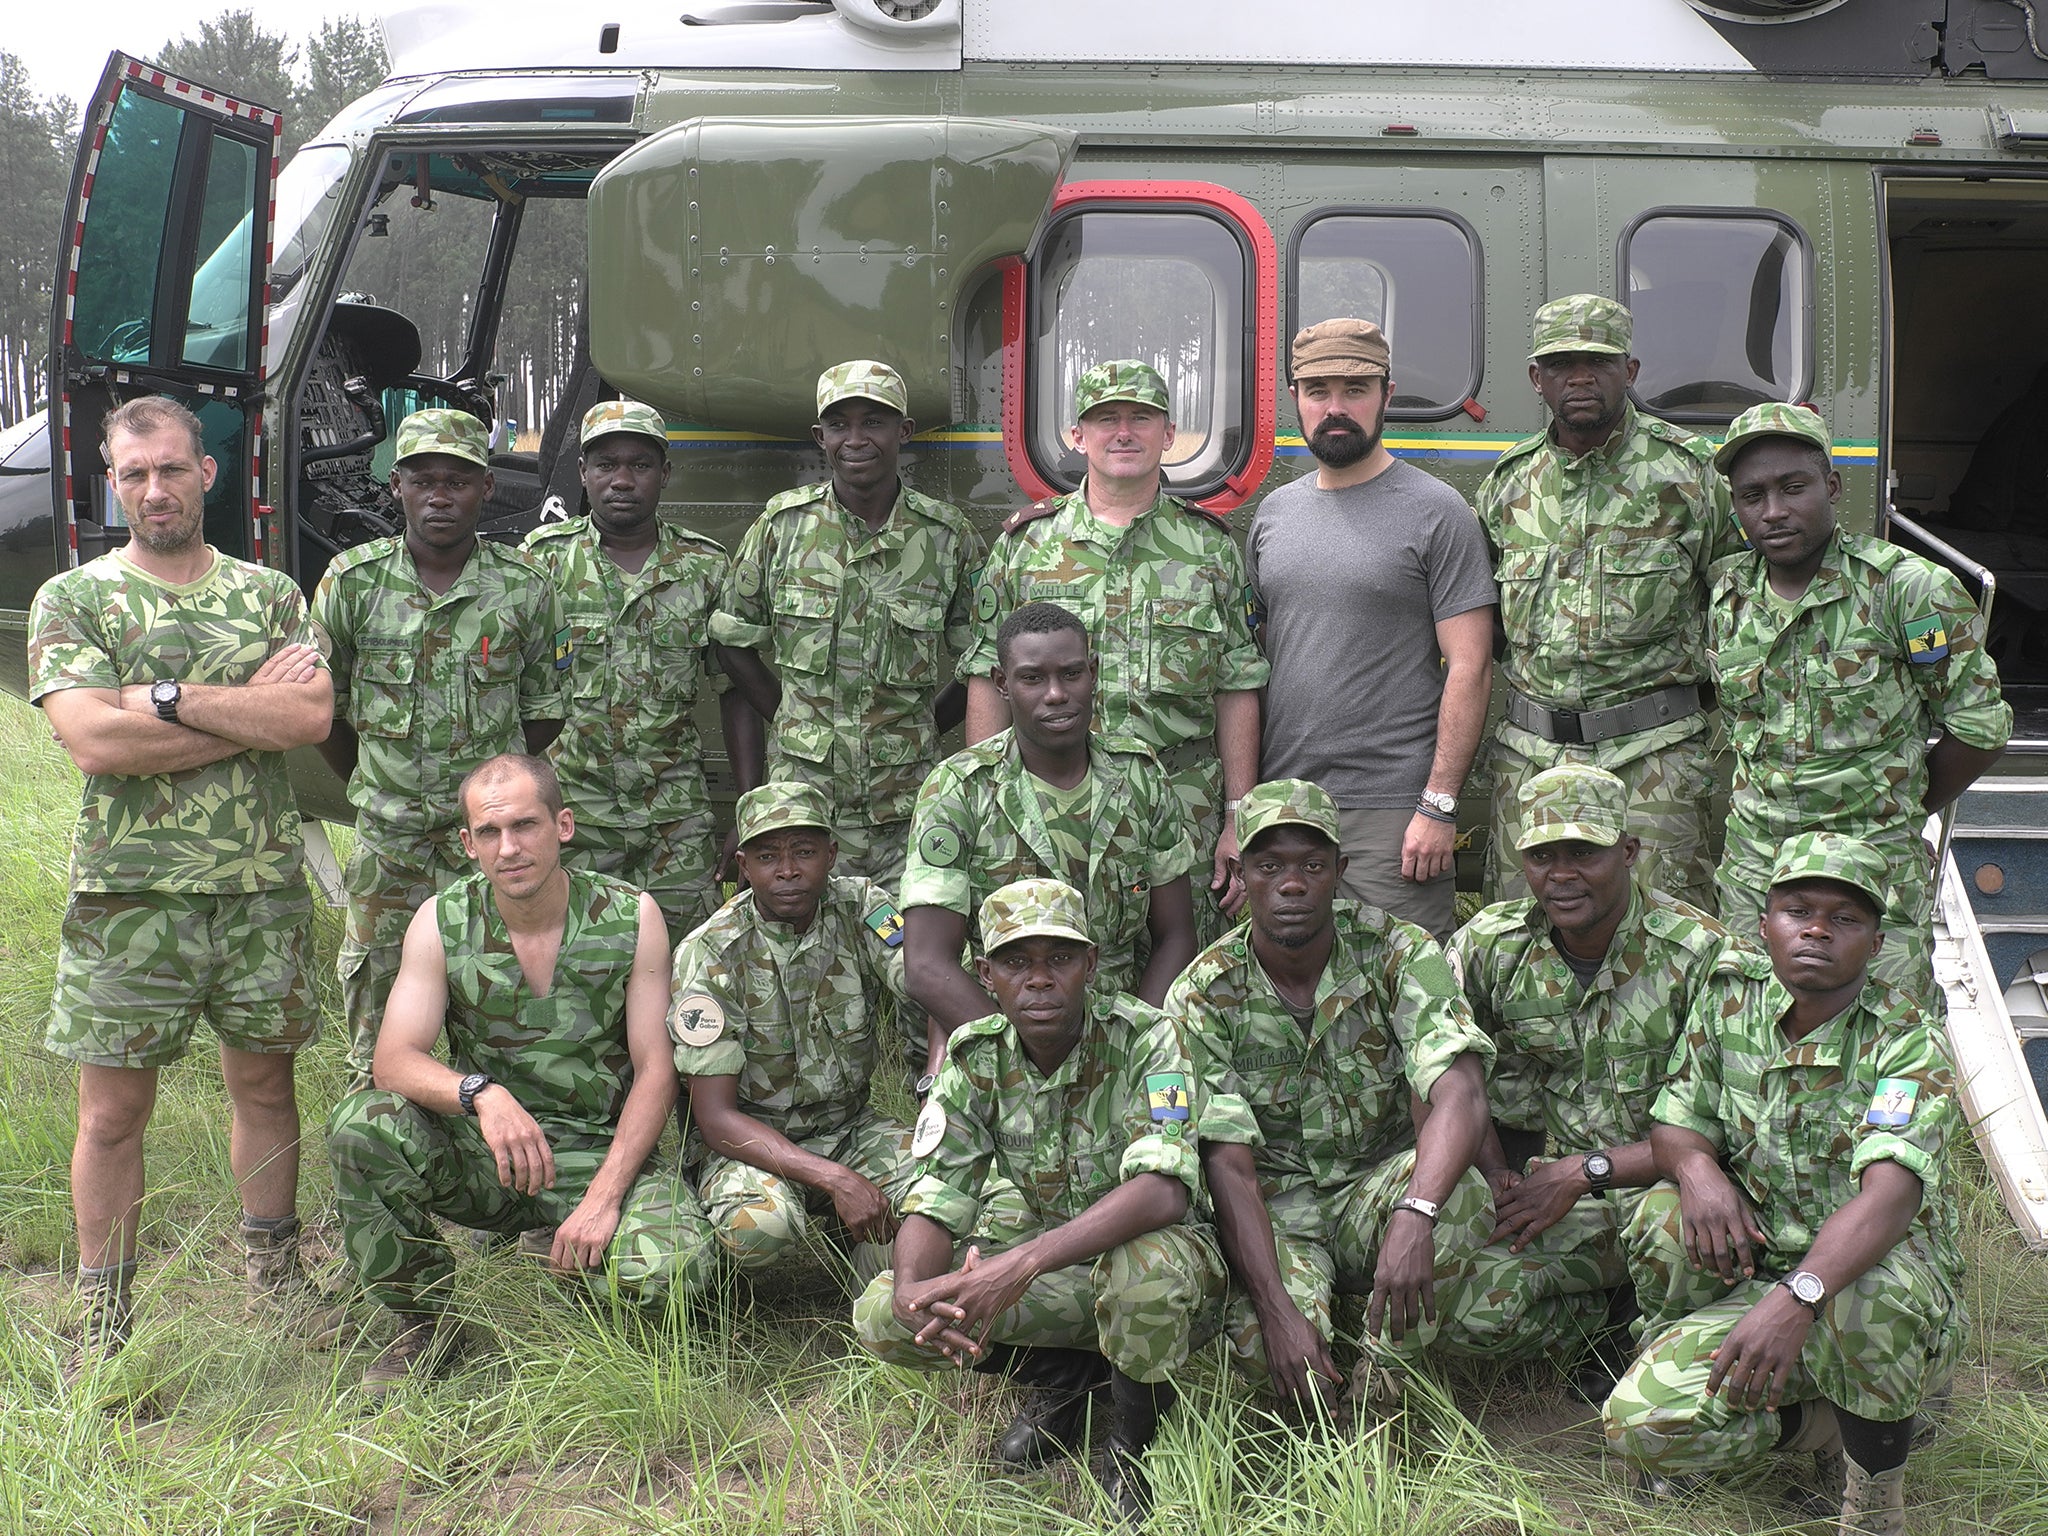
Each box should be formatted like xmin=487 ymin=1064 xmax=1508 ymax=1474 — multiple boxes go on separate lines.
xmin=1097 ymin=1367 xmax=1177 ymax=1525
xmin=991 ymin=1346 xmax=1109 ymax=1466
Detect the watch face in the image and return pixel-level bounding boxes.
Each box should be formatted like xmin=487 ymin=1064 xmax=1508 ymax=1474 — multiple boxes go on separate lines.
xmin=1791 ymin=1272 xmax=1826 ymax=1304
xmin=151 ymin=681 xmax=177 ymax=704
xmin=1585 ymin=1153 xmax=1613 ymax=1179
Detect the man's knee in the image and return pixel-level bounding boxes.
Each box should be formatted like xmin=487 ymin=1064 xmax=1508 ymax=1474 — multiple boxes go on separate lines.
xmin=220 ymin=1048 xmax=299 ymax=1117
xmin=325 ymin=1088 xmax=424 ymax=1178
xmin=76 ymin=1067 xmax=158 ymax=1150
xmin=710 ymin=1182 xmax=806 ymax=1269
xmin=1096 ymin=1226 xmax=1224 ymax=1382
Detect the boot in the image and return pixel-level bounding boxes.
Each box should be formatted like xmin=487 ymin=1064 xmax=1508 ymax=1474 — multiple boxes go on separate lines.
xmin=1096 ymin=1367 xmax=1176 ymax=1526
xmin=359 ymin=1312 xmax=458 ymax=1400
xmin=1779 ymin=1400 xmax=1846 ymax=1516
xmin=64 ymin=1261 xmax=136 ymax=1382
xmin=1838 ymin=1453 xmax=1908 ymax=1536
xmin=993 ymin=1347 xmax=1109 ymax=1466
xmin=242 ymin=1214 xmax=352 ymax=1343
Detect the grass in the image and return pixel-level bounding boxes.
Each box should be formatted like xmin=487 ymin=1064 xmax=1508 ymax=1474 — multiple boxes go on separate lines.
xmin=3 ymin=690 xmax=2048 ymax=1533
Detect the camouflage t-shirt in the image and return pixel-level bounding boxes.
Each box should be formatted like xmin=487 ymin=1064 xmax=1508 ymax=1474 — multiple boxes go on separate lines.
xmin=437 ymin=865 xmax=643 ymax=1151
xmin=1034 ymin=770 xmax=1093 ymax=889
xmin=668 ymin=874 xmax=908 ymax=1145
xmin=521 ymin=516 xmax=729 ymax=830
xmin=28 ymin=547 xmax=319 ymax=894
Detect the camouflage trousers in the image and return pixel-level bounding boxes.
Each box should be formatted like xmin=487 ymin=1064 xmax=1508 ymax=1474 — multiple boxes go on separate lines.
xmin=1485 ymin=725 xmax=1718 ymax=911
xmin=1439 ymin=1191 xmax=1629 ymax=1362
xmin=1603 ymin=1183 xmax=1962 ymax=1473
xmin=1161 ymin=746 xmax=1232 ymax=948
xmin=695 ymin=1112 xmax=914 ymax=1276
xmin=327 ymin=1088 xmax=715 ymax=1314
xmin=1718 ymin=822 xmax=1936 ymax=1010
xmin=1224 ymin=1155 xmax=1493 ymax=1391
xmin=828 ymin=818 xmax=913 ymax=893
xmin=339 ymin=835 xmax=470 ymax=1079
xmin=854 ymin=1220 xmax=1227 ymax=1384
xmin=563 ymin=810 xmax=722 ymax=943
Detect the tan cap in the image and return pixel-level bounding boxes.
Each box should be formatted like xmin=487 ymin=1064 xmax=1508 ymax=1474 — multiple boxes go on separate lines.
xmin=1289 ymin=318 xmax=1391 ymax=382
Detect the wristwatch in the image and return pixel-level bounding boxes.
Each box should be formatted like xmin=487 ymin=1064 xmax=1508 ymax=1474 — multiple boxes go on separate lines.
xmin=457 ymin=1072 xmax=495 ymax=1117
xmin=1392 ymin=1195 xmax=1440 ymax=1223
xmin=1582 ymin=1151 xmax=1615 ymax=1196
xmin=914 ymin=1072 xmax=938 ymax=1098
xmin=149 ymin=679 xmax=182 ymax=723
xmin=1417 ymin=789 xmax=1457 ymax=817
xmin=1780 ymin=1269 xmax=1827 ymax=1318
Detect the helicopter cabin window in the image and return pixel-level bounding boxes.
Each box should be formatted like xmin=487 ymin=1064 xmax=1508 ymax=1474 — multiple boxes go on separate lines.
xmin=1289 ymin=210 xmax=1482 ymax=419
xmin=1027 ymin=205 xmax=1255 ymax=499
xmin=1620 ymin=209 xmax=1812 ymax=421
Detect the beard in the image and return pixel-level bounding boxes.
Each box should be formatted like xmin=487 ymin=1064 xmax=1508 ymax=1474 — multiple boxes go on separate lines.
xmin=1307 ymin=399 xmax=1387 ymax=468
xmin=128 ymin=507 xmax=202 ymax=554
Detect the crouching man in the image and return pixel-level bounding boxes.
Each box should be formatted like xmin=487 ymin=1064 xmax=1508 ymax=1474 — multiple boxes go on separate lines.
xmin=328 ymin=753 xmax=712 ymax=1396
xmin=854 ymin=879 xmax=1224 ymax=1522
xmin=1604 ymin=833 xmax=1965 ymax=1535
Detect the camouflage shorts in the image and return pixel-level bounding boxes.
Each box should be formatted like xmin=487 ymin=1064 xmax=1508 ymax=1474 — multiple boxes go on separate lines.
xmin=695 ymin=1113 xmax=914 ymax=1274
xmin=47 ymin=884 xmax=321 ymax=1068
xmin=564 ymin=810 xmax=722 ymax=941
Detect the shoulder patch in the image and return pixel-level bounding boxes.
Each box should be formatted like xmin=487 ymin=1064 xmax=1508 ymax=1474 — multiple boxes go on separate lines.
xmin=916 ymin=824 xmax=965 ymax=868
xmin=521 ymin=517 xmax=586 ymax=546
xmin=1488 ymin=431 xmax=1548 ymax=471
xmin=553 ymin=626 xmax=575 ymax=669
xmin=972 ymin=563 xmax=1000 ymax=624
xmin=1146 ymin=1071 xmax=1191 ymax=1122
xmin=1642 ymin=416 xmax=1716 ymax=458
xmin=865 ymin=899 xmax=904 ymax=948
xmin=326 ymin=536 xmax=401 ymax=576
xmin=671 ymin=992 xmax=726 ymax=1048
xmin=1866 ymin=1077 xmax=1919 ymax=1127
xmin=1904 ymin=612 xmax=1950 ymax=663
xmin=911 ymin=1097 xmax=948 ymax=1157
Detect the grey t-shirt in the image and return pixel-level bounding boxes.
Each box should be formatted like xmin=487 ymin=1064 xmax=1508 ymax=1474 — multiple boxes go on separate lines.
xmin=1247 ymin=458 xmax=1497 ymax=809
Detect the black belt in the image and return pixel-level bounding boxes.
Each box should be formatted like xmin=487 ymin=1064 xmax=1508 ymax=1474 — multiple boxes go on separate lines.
xmin=1505 ymin=684 xmax=1707 ymax=746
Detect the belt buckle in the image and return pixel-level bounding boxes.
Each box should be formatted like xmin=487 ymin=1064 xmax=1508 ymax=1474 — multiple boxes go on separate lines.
xmin=1551 ymin=705 xmax=1584 ymax=746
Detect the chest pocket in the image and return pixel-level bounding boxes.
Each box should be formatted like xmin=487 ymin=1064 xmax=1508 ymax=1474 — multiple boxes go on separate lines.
xmin=1605 ymin=1044 xmax=1669 ymax=1143
xmin=878 ymin=596 xmax=946 ymax=688
xmin=1146 ymin=597 xmax=1223 ymax=697
xmin=570 ymin=624 xmax=611 ymax=702
xmin=1804 ymin=649 xmax=1887 ymax=756
xmin=1600 ymin=538 xmax=1692 ymax=648
xmin=1492 ymin=546 xmax=1553 ymax=633
xmin=770 ymin=581 xmax=837 ymax=675
xmin=647 ymin=588 xmax=712 ymax=703
xmin=1715 ymin=651 xmax=1769 ymax=758
xmin=352 ymin=648 xmax=416 ymax=739
xmin=1329 ymin=1036 xmax=1400 ymax=1149
xmin=464 ymin=642 xmax=523 ymax=748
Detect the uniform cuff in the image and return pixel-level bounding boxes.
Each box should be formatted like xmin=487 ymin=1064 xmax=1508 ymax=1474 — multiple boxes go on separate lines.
xmin=1118 ymin=1131 xmax=1200 ymax=1198
xmin=710 ymin=610 xmax=770 ymax=650
xmin=1198 ymin=1092 xmax=1262 ymax=1146
xmin=900 ymin=1176 xmax=978 ymax=1237
xmin=673 ymin=1043 xmax=745 ymax=1079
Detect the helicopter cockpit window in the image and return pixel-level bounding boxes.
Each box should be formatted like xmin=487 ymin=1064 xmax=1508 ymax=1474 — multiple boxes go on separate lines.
xmin=1289 ymin=210 xmax=1483 ymax=419
xmin=1027 ymin=206 xmax=1253 ymax=499
xmin=339 ymin=160 xmax=504 ymax=389
xmin=1621 ymin=209 xmax=1813 ymax=422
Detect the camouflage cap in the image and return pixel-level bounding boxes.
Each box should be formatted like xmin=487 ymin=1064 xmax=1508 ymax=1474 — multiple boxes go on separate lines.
xmin=735 ymin=783 xmax=834 ymax=845
xmin=817 ymin=359 xmax=908 ymax=417
xmin=579 ymin=397 xmax=669 ymax=449
xmin=1516 ymin=763 xmax=1627 ymax=851
xmin=1236 ymin=778 xmax=1342 ymax=850
xmin=1528 ymin=294 xmax=1633 ymax=359
xmin=980 ymin=877 xmax=1095 ymax=952
xmin=1713 ymin=400 xmax=1833 ymax=474
xmin=392 ymin=408 xmax=490 ymax=468
xmin=1289 ymin=318 xmax=1391 ymax=381
xmin=1074 ymin=359 xmax=1170 ymax=419
xmin=1768 ymin=831 xmax=1889 ymax=914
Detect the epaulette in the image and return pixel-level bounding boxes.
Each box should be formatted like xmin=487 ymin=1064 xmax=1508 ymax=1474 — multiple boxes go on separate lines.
xmin=1840 ymin=529 xmax=1907 ymax=577
xmin=323 ymin=535 xmax=402 ymax=577
xmin=1095 ymin=730 xmax=1160 ymax=763
xmin=1640 ymin=897 xmax=1728 ymax=954
xmin=1486 ymin=432 xmax=1548 ymax=474
xmin=1459 ymin=897 xmax=1536 ymax=941
xmin=521 ymin=516 xmax=588 ymax=546
xmin=1642 ymin=416 xmax=1718 ymax=461
xmin=1001 ymin=497 xmax=1063 ymax=536
xmin=897 ymin=486 xmax=974 ymax=533
xmin=762 ymin=481 xmax=832 ymax=518
xmin=948 ymin=1013 xmax=1008 ymax=1058
xmin=1713 ymin=940 xmax=1774 ymax=980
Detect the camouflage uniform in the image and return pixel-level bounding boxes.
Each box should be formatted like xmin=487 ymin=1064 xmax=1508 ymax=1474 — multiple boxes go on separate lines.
xmin=1474 ymin=297 xmax=1741 ymax=911
xmin=1170 ymin=786 xmax=1496 ymax=1386
xmin=1603 ymin=897 xmax=1964 ymax=1474
xmin=312 ymin=411 xmax=568 ymax=1075
xmin=328 ymin=867 xmax=712 ymax=1311
xmin=29 ymin=548 xmax=322 ymax=1064
xmin=899 ymin=728 xmax=1193 ymax=999
xmin=959 ymin=363 xmax=1270 ymax=944
xmin=522 ymin=440 xmax=730 ymax=937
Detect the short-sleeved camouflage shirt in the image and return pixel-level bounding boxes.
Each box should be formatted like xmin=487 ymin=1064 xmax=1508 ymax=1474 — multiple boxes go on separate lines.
xmin=1450 ymin=883 xmax=1728 ymax=1153
xmin=1170 ymin=900 xmax=1494 ymax=1196
xmin=521 ymin=516 xmax=729 ymax=830
xmin=1711 ymin=530 xmax=2012 ymax=847
xmin=1654 ymin=944 xmax=1963 ymax=1276
xmin=1474 ymin=405 xmax=1741 ymax=757
xmin=312 ymin=537 xmax=567 ymax=859
xmin=899 ymin=729 xmax=1193 ymax=997
xmin=436 ymin=866 xmax=643 ymax=1152
xmin=901 ymin=990 xmax=1202 ymax=1239
xmin=710 ymin=479 xmax=984 ymax=827
xmin=29 ymin=548 xmax=320 ymax=893
xmin=668 ymin=874 xmax=908 ymax=1145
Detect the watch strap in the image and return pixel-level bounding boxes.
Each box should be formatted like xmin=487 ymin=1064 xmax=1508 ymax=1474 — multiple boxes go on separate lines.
xmin=1392 ymin=1195 xmax=1440 ymax=1223
xmin=457 ymin=1072 xmax=494 ymax=1116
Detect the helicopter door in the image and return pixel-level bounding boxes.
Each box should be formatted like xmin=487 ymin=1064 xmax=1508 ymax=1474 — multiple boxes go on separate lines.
xmin=49 ymin=52 xmax=280 ymax=568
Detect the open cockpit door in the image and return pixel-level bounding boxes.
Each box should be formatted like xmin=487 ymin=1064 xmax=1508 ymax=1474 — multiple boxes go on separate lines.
xmin=49 ymin=53 xmax=280 ymax=567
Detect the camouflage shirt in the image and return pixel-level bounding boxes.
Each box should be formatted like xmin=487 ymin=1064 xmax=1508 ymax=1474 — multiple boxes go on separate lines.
xmin=958 ymin=489 xmax=1270 ymax=772
xmin=1711 ymin=530 xmax=2012 ymax=846
xmin=1449 ymin=883 xmax=1728 ymax=1153
xmin=437 ymin=866 xmax=643 ymax=1152
xmin=521 ymin=516 xmax=728 ymax=831
xmin=1170 ymin=901 xmax=1494 ymax=1197
xmin=668 ymin=874 xmax=908 ymax=1144
xmin=899 ymin=730 xmax=1194 ymax=998
xmin=1654 ymin=944 xmax=1962 ymax=1277
xmin=902 ymin=990 xmax=1201 ymax=1239
xmin=312 ymin=536 xmax=567 ymax=859
xmin=29 ymin=548 xmax=319 ymax=894
xmin=710 ymin=479 xmax=984 ymax=826
xmin=1474 ymin=405 xmax=1740 ymax=756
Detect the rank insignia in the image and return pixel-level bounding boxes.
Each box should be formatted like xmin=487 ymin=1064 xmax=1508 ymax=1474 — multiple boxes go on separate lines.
xmin=1904 ymin=613 xmax=1948 ymax=664
xmin=1146 ymin=1071 xmax=1191 ymax=1122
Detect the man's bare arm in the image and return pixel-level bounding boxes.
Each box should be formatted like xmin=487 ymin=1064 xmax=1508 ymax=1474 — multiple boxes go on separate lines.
xmin=1134 ymin=875 xmax=1197 ymax=1006
xmin=964 ymin=675 xmax=1009 ymax=745
xmin=904 ymin=905 xmax=997 ymax=1074
xmin=126 ymin=645 xmax=332 ymax=751
xmin=1210 ymin=687 xmax=1262 ymax=916
xmin=315 ymin=717 xmax=361 ymax=781
xmin=42 ymin=642 xmax=327 ymax=776
xmin=1924 ymin=734 xmax=2003 ymax=815
xmin=719 ymin=644 xmax=782 ymax=722
xmin=689 ymin=1073 xmax=895 ymax=1243
xmin=522 ymin=718 xmax=564 ymax=755
xmin=1427 ymin=607 xmax=1494 ymax=799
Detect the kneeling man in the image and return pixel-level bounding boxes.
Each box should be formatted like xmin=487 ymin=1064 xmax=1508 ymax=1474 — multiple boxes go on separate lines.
xmin=328 ymin=753 xmax=711 ymax=1396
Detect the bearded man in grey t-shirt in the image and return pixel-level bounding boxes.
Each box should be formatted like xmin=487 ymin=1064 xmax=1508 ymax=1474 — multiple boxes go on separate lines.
xmin=1245 ymin=319 xmax=1498 ymax=939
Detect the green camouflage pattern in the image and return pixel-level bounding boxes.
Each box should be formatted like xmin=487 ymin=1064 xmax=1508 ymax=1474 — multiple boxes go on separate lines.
xmin=1605 ymin=1183 xmax=1963 ymax=1471
xmin=1169 ymin=901 xmax=1494 ymax=1194
xmin=1712 ymin=399 xmax=1833 ymax=474
xmin=710 ymin=479 xmax=985 ymax=837
xmin=817 ymin=359 xmax=909 ymax=417
xmin=327 ymin=1087 xmax=714 ymax=1313
xmin=734 ymin=781 xmax=833 ymax=844
xmin=978 ymin=875 xmax=1094 ymax=951
xmin=1223 ymin=1153 xmax=1494 ymax=1385
xmin=391 ymin=408 xmax=490 ymax=467
xmin=1513 ymin=762 xmax=1627 ymax=850
xmin=47 ymin=885 xmax=320 ymax=1067
xmin=1073 ymin=359 xmax=1170 ymax=417
xmin=669 ymin=875 xmax=910 ymax=1144
xmin=1769 ymin=830 xmax=1891 ymax=909
xmin=1236 ymin=776 xmax=1341 ymax=848
xmin=1527 ymin=293 xmax=1632 ymax=358
xmin=899 ymin=729 xmax=1191 ymax=999
xmin=337 ymin=839 xmax=471 ymax=1075
xmin=29 ymin=551 xmax=320 ymax=893
xmin=578 ymin=398 xmax=669 ymax=447
xmin=1720 ymin=830 xmax=1936 ymax=1005
xmin=521 ymin=515 xmax=728 ymax=932
xmin=696 ymin=1114 xmax=913 ymax=1271
xmin=1439 ymin=1195 xmax=1627 ymax=1364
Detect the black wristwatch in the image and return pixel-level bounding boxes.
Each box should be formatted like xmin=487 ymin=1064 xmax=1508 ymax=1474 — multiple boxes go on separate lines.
xmin=914 ymin=1072 xmax=938 ymax=1098
xmin=1780 ymin=1269 xmax=1827 ymax=1318
xmin=457 ymin=1072 xmax=495 ymax=1116
xmin=1582 ymin=1151 xmax=1615 ymax=1197
xmin=149 ymin=679 xmax=182 ymax=723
